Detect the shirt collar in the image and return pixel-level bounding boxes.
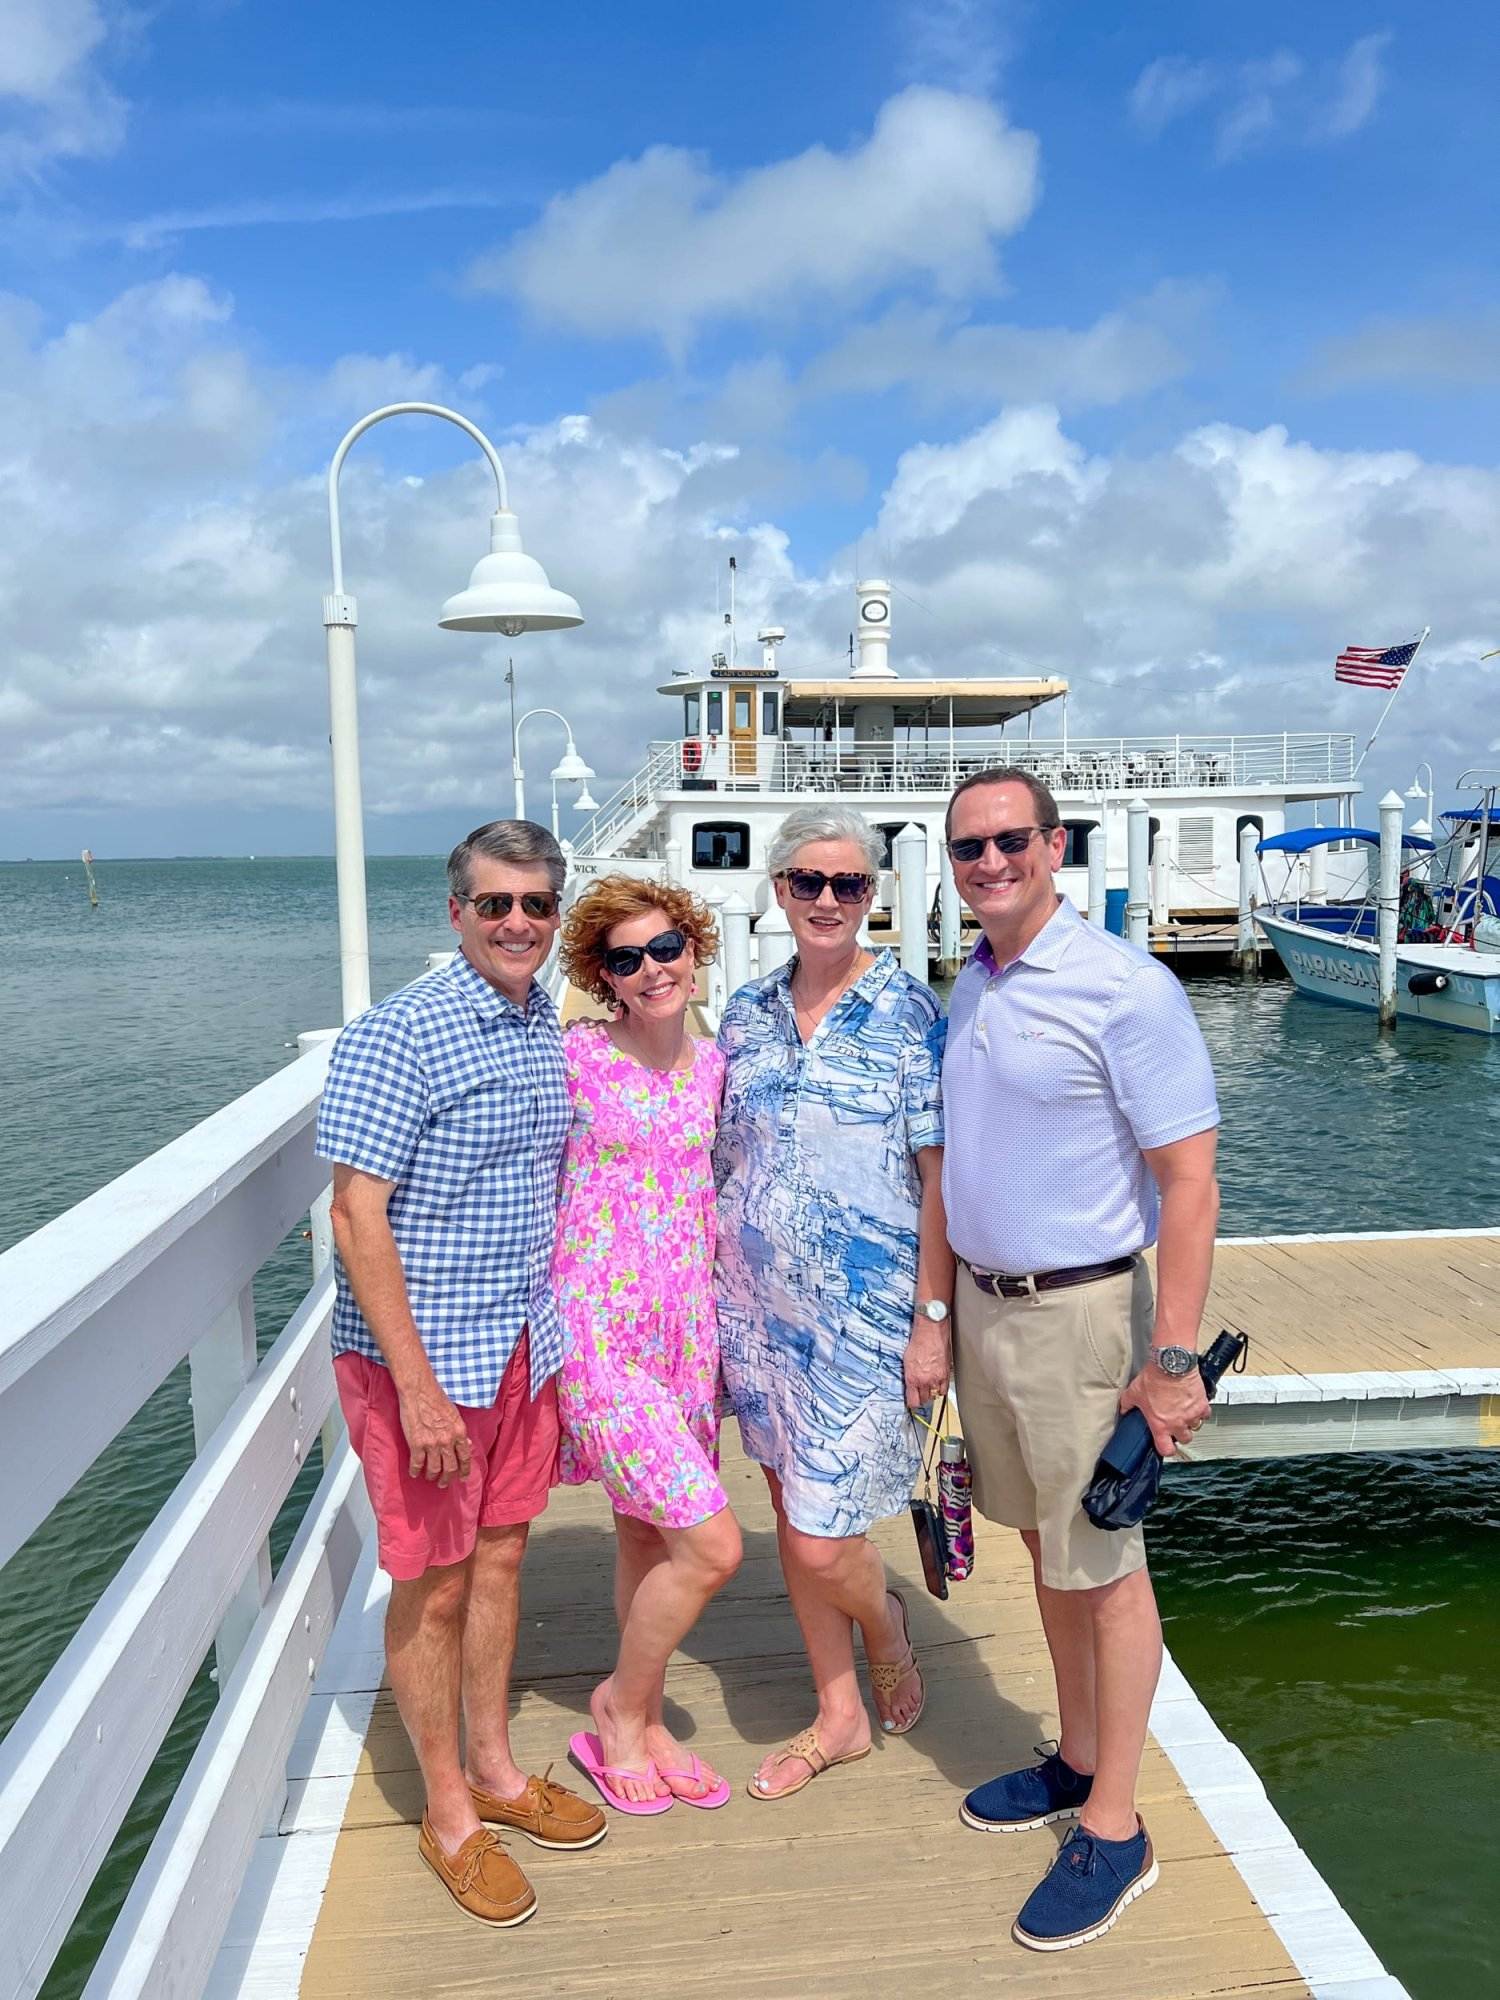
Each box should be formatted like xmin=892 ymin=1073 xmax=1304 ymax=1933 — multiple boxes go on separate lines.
xmin=969 ymin=896 xmax=1081 ymax=976
xmin=445 ymin=948 xmax=550 ymax=1024
xmin=770 ymin=945 xmax=900 ymax=1023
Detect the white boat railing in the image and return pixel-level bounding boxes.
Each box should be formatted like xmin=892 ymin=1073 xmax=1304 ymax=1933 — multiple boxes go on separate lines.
xmin=0 ymin=1035 xmax=365 ymax=2000
xmin=572 ymin=732 xmax=1356 ymax=849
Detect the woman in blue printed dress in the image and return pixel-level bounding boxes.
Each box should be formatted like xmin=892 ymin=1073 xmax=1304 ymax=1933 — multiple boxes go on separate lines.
xmin=714 ymin=805 xmax=954 ymax=1800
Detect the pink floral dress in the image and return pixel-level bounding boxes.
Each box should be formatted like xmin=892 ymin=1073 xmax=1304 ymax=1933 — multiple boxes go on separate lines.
xmin=553 ymin=1020 xmax=728 ymax=1528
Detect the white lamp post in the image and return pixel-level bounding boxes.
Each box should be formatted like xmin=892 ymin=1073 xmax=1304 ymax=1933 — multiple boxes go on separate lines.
xmin=323 ymin=401 xmax=582 ymax=1022
xmin=513 ymin=705 xmax=594 ymax=827
xmin=1405 ymin=763 xmax=1434 ymax=843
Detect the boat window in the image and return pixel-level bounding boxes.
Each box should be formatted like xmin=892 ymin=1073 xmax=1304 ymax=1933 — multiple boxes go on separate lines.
xmin=875 ymin=822 xmax=907 ymax=867
xmin=692 ymin=821 xmax=751 ymax=869
xmin=1236 ymin=814 xmax=1265 ymax=848
xmin=684 ymin=692 xmax=701 ymax=736
xmin=1059 ymin=820 xmax=1099 ymax=867
xmin=733 ymin=691 xmax=753 ymax=730
xmin=761 ymin=691 xmax=779 ymax=736
xmin=1148 ymin=816 xmax=1161 ymax=861
xmin=706 ymin=690 xmax=724 ymax=735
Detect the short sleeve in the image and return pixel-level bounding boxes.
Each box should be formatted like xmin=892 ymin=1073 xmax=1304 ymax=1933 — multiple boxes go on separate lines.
xmin=315 ymin=1010 xmax=429 ymax=1182
xmin=1099 ymin=964 xmax=1219 ymax=1151
xmin=901 ymin=1011 xmax=946 ymax=1154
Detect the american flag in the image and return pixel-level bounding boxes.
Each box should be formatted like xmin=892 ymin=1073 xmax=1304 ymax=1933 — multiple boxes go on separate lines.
xmin=1334 ymin=638 xmax=1422 ymax=689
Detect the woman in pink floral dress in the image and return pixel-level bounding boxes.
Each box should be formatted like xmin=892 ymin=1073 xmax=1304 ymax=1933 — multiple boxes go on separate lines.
xmin=553 ymin=877 xmax=742 ymax=1811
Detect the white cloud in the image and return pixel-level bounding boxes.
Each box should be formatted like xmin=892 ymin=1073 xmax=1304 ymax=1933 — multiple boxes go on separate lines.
xmin=1305 ymin=309 xmax=1500 ymax=391
xmin=4 ymin=279 xmax=1498 ymax=845
xmin=118 ymin=186 xmax=519 ymax=252
xmin=0 ymin=0 xmax=126 ymax=180
xmin=1129 ymin=35 xmax=1390 ymax=163
xmin=471 ymin=88 xmax=1040 ymax=349
xmin=900 ymin=0 xmax=1017 ymax=98
xmin=1322 ymin=31 xmax=1392 ymax=140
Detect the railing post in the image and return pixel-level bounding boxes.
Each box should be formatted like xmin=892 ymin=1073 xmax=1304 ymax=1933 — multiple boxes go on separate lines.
xmin=1125 ymin=797 xmax=1151 ymax=948
xmin=755 ymin=901 xmax=795 ymax=975
xmin=1235 ymin=822 xmax=1260 ymax=976
xmin=188 ymin=1284 xmax=270 ymax=1687
xmin=1151 ymin=830 xmax=1171 ymax=926
xmin=298 ymin=1031 xmax=342 ymax=1475
xmin=893 ymin=821 xmax=929 ymax=980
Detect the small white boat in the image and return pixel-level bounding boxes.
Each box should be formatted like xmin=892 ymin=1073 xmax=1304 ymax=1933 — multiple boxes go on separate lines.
xmin=1255 ymin=790 xmax=1500 ymax=1034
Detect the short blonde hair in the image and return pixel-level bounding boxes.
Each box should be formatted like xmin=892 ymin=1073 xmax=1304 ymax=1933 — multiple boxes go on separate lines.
xmin=560 ymin=875 xmax=719 ymax=1008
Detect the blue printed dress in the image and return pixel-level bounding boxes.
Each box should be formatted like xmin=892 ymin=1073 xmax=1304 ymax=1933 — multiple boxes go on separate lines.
xmin=713 ymin=950 xmax=945 ymax=1538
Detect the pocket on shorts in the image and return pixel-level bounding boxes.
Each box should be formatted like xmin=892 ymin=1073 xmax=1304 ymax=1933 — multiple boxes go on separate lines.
xmin=1080 ymin=1277 xmax=1136 ymax=1389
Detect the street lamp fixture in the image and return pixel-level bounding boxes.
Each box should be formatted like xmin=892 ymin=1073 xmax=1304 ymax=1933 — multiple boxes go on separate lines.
xmin=323 ymin=401 xmax=583 ymax=1022
xmin=1406 ymin=762 xmax=1434 ymax=840
xmin=513 ymin=705 xmax=593 ymax=828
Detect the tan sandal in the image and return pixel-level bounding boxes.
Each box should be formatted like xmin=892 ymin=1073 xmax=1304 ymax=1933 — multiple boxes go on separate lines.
xmin=868 ymin=1589 xmax=925 ymax=1737
xmin=747 ymin=1725 xmax=872 ymax=1801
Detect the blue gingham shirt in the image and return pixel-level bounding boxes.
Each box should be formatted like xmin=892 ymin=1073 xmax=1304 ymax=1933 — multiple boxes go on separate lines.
xmin=942 ymin=897 xmax=1219 ymax=1274
xmin=316 ymin=951 xmax=568 ymax=1405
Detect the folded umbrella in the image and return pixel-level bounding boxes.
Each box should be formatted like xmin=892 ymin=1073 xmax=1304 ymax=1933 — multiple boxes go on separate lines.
xmin=1081 ymin=1330 xmax=1249 ymax=1532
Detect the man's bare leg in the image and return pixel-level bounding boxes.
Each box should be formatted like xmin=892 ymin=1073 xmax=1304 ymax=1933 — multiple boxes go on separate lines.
xmin=1021 ymin=1527 xmax=1098 ymax=1777
xmin=460 ymin=1523 xmax=531 ymax=1805
xmin=386 ymin=1559 xmax=479 ymax=1855
xmin=1080 ymin=1566 xmax=1161 ymax=1840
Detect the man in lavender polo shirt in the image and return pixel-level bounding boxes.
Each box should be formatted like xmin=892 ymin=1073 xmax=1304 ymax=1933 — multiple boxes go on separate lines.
xmin=939 ymin=767 xmax=1220 ymax=1953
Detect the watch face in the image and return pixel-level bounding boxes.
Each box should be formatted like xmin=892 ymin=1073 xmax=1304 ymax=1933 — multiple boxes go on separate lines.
xmin=920 ymin=1300 xmax=949 ymax=1323
xmin=1155 ymin=1345 xmax=1196 ymax=1376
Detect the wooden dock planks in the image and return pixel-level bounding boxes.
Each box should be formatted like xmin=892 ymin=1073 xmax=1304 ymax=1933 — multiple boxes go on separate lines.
xmin=295 ymin=1445 xmax=1312 ymax=2000
xmin=1206 ymin=1232 xmax=1500 ymax=1381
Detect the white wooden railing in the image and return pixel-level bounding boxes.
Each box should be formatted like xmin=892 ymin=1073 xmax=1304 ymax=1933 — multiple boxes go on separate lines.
xmin=0 ymin=1034 xmax=369 ymax=2000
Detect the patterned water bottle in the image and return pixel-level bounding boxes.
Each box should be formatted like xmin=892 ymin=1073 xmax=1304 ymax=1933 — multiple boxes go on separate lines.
xmin=938 ymin=1437 xmax=975 ymax=1582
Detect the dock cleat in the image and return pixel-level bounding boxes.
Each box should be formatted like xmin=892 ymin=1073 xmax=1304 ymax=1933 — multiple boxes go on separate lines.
xmin=1011 ymin=1817 xmax=1158 ymax=1952
xmin=960 ymin=1742 xmax=1092 ymax=1832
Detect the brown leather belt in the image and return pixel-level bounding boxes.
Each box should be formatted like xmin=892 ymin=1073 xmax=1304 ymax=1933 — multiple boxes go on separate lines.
xmin=962 ymin=1255 xmax=1137 ymax=1301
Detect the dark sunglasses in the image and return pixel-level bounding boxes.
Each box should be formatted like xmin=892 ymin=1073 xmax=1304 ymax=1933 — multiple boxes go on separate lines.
xmin=777 ymin=868 xmax=874 ymax=905
xmin=457 ymin=890 xmax=560 ymax=920
xmin=946 ymin=825 xmax=1057 ymax=864
xmin=603 ymin=929 xmax=688 ymax=978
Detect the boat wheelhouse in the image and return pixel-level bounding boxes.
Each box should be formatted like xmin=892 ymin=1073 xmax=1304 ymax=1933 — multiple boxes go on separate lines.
xmin=569 ymin=581 xmax=1361 ymax=945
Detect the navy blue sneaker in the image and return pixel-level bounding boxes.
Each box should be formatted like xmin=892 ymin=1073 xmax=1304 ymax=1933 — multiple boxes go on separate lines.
xmin=960 ymin=1744 xmax=1092 ymax=1832
xmin=1011 ymin=1818 xmax=1158 ymax=1951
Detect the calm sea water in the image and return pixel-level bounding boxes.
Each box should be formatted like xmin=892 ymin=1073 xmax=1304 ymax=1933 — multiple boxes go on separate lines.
xmin=1 ymin=856 xmax=1495 ymax=1996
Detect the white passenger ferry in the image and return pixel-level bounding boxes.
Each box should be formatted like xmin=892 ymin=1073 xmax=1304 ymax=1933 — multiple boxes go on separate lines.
xmin=567 ymin=579 xmax=1362 ymax=948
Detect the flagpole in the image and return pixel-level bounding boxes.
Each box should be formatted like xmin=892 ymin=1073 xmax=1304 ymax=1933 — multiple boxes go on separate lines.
xmin=1352 ymin=626 xmax=1429 ymax=777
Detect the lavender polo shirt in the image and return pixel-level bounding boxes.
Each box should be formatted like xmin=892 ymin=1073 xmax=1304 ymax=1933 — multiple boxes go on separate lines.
xmin=941 ymin=897 xmax=1219 ymax=1274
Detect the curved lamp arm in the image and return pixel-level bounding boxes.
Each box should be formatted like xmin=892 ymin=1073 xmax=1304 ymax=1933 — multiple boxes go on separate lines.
xmin=327 ymin=402 xmax=509 ymax=597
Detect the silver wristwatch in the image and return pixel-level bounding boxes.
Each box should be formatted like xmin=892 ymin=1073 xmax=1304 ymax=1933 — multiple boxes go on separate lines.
xmin=916 ymin=1299 xmax=950 ymax=1325
xmin=1150 ymin=1344 xmax=1198 ymax=1378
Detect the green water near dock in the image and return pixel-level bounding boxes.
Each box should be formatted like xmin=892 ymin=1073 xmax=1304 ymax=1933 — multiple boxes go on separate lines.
xmin=1 ymin=856 xmax=1496 ymax=1995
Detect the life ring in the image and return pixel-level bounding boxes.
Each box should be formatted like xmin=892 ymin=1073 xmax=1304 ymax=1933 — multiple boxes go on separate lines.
xmin=682 ymin=739 xmax=703 ymax=773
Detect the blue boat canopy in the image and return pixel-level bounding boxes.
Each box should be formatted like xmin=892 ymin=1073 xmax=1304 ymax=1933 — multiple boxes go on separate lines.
xmin=1441 ymin=806 xmax=1500 ymax=825
xmin=1257 ymin=827 xmax=1435 ymax=855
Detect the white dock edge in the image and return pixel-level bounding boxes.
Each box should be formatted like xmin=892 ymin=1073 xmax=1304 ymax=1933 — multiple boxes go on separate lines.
xmin=1149 ymin=1649 xmax=1407 ymax=1999
xmin=210 ymin=1544 xmax=1405 ymax=1999
xmin=206 ymin=1541 xmax=388 ymax=2000
xmin=1192 ymin=1367 xmax=1500 ymax=1460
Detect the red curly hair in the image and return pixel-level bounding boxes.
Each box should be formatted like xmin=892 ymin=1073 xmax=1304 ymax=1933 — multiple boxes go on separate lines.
xmin=560 ymin=874 xmax=720 ymax=1009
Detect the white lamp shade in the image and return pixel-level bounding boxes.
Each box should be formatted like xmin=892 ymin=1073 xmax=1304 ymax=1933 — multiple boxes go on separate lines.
xmin=574 ymin=784 xmax=599 ymax=812
xmin=438 ymin=510 xmax=583 ymax=635
xmin=1405 ymin=780 xmax=1425 ymax=798
xmin=550 ymin=744 xmax=595 ymax=784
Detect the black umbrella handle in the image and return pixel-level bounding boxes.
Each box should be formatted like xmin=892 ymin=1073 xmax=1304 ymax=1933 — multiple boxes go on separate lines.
xmin=1199 ymin=1329 xmax=1249 ymax=1399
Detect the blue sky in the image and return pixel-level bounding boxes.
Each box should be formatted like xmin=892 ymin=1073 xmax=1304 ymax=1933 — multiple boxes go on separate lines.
xmin=2 ymin=0 xmax=1498 ymax=857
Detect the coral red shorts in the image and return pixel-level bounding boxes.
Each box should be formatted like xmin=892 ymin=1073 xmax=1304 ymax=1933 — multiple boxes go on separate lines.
xmin=335 ymin=1335 xmax=560 ymax=1581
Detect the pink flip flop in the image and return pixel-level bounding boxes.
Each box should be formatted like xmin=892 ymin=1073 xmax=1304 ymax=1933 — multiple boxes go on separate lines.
xmin=567 ymin=1732 xmax=673 ymax=1815
xmin=658 ymin=1754 xmax=731 ymax=1810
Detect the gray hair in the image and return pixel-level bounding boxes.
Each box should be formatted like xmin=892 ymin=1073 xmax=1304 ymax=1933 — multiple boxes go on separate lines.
xmin=447 ymin=820 xmax=567 ymax=897
xmin=767 ymin=803 xmax=883 ymax=878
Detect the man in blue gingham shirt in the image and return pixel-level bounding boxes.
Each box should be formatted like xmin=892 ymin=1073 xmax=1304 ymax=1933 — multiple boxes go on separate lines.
xmin=316 ymin=820 xmax=606 ymax=1921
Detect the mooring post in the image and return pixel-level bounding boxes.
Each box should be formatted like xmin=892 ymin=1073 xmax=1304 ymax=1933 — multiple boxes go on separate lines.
xmin=1235 ymin=822 xmax=1259 ymax=976
xmin=893 ymin=820 xmax=929 ymax=980
xmin=1125 ymin=796 xmax=1150 ymax=948
xmin=721 ymin=893 xmax=752 ymax=999
xmin=756 ymin=900 xmax=794 ymax=975
xmin=1086 ymin=823 xmax=1107 ymax=924
xmin=938 ymin=839 xmax=961 ymax=973
xmin=1377 ymin=789 xmax=1404 ymax=1030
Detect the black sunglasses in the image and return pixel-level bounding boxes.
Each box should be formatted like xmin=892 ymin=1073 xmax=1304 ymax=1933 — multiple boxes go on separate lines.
xmin=457 ymin=890 xmax=560 ymax=920
xmin=603 ymin=928 xmax=688 ymax=978
xmin=777 ymin=868 xmax=875 ymax=905
xmin=946 ymin=825 xmax=1057 ymax=864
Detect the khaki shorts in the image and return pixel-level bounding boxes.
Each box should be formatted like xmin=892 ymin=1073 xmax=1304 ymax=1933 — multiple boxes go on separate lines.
xmin=952 ymin=1259 xmax=1155 ymax=1592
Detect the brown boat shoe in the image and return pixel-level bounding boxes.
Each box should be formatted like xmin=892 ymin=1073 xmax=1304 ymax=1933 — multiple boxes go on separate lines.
xmin=469 ymin=1764 xmax=608 ymax=1850
xmin=418 ymin=1816 xmax=537 ymax=1928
